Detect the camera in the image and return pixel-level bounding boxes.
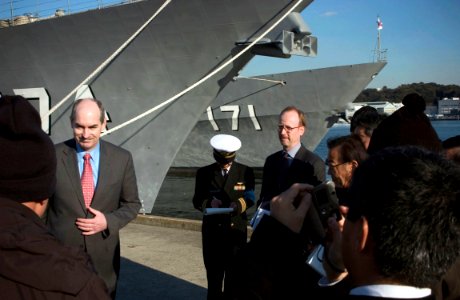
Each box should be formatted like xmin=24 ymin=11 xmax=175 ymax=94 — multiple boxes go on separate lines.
xmin=302 ymin=181 xmax=342 ymax=245
xmin=311 ymin=181 xmax=342 ymax=228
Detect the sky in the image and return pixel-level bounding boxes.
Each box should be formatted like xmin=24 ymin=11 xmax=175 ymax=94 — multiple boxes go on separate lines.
xmin=240 ymin=0 xmax=460 ymax=89
xmin=2 ymin=0 xmax=459 ymax=89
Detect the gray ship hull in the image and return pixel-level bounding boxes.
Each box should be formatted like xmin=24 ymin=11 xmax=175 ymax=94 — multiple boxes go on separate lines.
xmin=173 ymin=61 xmax=386 ymax=167
xmin=0 ymin=0 xmax=313 ymax=212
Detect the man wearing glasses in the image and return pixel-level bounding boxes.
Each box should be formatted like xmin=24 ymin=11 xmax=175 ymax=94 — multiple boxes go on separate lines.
xmin=256 ymin=106 xmax=325 ymax=211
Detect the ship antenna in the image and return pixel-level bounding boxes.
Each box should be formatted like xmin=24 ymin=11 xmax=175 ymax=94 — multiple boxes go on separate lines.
xmin=374 ymin=15 xmax=387 ymax=62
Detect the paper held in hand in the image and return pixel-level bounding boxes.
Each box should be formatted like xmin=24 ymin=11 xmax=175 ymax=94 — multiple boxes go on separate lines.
xmin=204 ymin=207 xmax=235 ymax=215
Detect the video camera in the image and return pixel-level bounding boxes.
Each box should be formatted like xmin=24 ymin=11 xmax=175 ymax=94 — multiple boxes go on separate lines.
xmin=302 ymin=181 xmax=342 ymax=245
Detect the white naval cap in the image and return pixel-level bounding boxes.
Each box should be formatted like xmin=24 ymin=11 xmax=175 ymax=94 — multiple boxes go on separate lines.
xmin=210 ymin=134 xmax=241 ymax=152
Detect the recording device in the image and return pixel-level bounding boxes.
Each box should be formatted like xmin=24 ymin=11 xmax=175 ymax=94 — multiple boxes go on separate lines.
xmin=311 ymin=181 xmax=341 ymax=228
xmin=302 ymin=181 xmax=342 ymax=245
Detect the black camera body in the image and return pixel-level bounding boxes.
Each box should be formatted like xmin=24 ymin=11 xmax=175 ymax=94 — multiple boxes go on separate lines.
xmin=311 ymin=181 xmax=341 ymax=228
xmin=302 ymin=181 xmax=342 ymax=245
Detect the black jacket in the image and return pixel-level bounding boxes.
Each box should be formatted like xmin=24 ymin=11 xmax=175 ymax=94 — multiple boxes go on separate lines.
xmin=258 ymin=145 xmax=325 ymax=207
xmin=0 ymin=197 xmax=109 ymax=299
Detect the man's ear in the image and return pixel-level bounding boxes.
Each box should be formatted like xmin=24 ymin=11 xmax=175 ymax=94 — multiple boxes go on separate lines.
xmin=350 ymin=160 xmax=359 ymax=170
xmin=355 ymin=216 xmax=369 ymax=252
xmin=299 ymin=125 xmax=306 ymax=137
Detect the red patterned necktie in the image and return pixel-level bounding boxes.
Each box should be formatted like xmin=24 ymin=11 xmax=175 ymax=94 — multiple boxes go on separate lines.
xmin=81 ymin=153 xmax=94 ymax=208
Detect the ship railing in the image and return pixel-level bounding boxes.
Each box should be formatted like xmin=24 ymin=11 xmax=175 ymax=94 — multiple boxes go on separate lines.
xmin=0 ymin=0 xmax=143 ymax=28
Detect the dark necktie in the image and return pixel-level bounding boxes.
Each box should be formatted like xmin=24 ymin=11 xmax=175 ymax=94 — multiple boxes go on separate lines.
xmin=81 ymin=153 xmax=94 ymax=208
xmin=279 ymin=151 xmax=292 ymax=185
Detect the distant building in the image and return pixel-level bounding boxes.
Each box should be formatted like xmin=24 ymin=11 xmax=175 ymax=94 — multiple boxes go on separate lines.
xmin=438 ymin=97 xmax=460 ymax=115
xmin=345 ymin=101 xmax=402 ymax=121
xmin=425 ymin=105 xmax=438 ymax=116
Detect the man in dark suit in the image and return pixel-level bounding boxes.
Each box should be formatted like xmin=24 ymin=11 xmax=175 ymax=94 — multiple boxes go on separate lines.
xmin=0 ymin=95 xmax=110 ymax=299
xmin=258 ymin=106 xmax=325 ymax=210
xmin=193 ymin=134 xmax=255 ymax=300
xmin=47 ymin=98 xmax=141 ymax=298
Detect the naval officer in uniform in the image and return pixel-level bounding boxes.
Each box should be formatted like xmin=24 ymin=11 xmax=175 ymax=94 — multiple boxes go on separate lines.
xmin=193 ymin=134 xmax=255 ymax=300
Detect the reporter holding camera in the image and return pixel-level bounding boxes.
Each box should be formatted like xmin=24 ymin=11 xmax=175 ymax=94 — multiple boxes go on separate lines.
xmin=226 ymin=146 xmax=460 ymax=300
xmin=325 ymin=134 xmax=368 ymax=206
xmin=316 ymin=134 xmax=368 ymax=280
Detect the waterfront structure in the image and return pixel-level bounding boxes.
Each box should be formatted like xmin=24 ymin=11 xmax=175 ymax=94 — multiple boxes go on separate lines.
xmin=438 ymin=98 xmax=460 ymax=116
xmin=345 ymin=101 xmax=402 ymax=121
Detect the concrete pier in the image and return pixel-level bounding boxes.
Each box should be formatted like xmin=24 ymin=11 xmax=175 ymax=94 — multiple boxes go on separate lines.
xmin=116 ymin=215 xmax=207 ymax=299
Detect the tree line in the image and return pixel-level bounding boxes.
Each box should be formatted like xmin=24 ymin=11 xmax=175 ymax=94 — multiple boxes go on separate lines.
xmin=355 ymin=82 xmax=460 ymax=105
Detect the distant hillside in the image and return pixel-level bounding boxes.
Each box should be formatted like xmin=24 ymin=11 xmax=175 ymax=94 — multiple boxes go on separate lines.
xmin=355 ymin=83 xmax=460 ymax=105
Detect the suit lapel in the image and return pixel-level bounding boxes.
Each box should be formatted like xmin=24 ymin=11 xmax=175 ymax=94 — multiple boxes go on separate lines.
xmin=294 ymin=145 xmax=307 ymax=161
xmin=92 ymin=141 xmax=109 ymax=208
xmin=61 ymin=140 xmax=87 ymax=212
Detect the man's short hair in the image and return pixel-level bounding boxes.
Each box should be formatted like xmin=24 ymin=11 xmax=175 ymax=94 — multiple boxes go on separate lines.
xmin=348 ymin=146 xmax=460 ymax=288
xmin=70 ymin=98 xmax=105 ymax=124
xmin=326 ymin=134 xmax=368 ymax=165
xmin=350 ymin=106 xmax=383 ymax=136
xmin=279 ymin=106 xmax=306 ymax=127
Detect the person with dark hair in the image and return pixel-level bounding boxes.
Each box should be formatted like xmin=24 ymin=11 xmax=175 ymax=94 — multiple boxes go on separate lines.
xmin=349 ymin=106 xmax=383 ymax=149
xmin=434 ymin=137 xmax=460 ymax=300
xmin=227 ymin=146 xmax=460 ymax=300
xmin=0 ymin=95 xmax=109 ymax=299
xmin=326 ymin=134 xmax=368 ymax=192
xmin=257 ymin=106 xmax=325 ymax=210
xmin=367 ymin=93 xmax=442 ymax=154
xmin=302 ymin=134 xmax=369 ymax=286
xmin=442 ymin=135 xmax=460 ymax=164
xmin=47 ymin=98 xmax=141 ymax=298
xmin=193 ymin=134 xmax=255 ymax=300
xmin=328 ymin=146 xmax=460 ymax=299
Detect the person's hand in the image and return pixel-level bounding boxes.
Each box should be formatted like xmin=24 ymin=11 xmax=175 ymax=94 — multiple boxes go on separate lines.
xmin=323 ymin=216 xmax=348 ymax=281
xmin=270 ymin=183 xmax=313 ymax=233
xmin=210 ymin=197 xmax=222 ymax=208
xmin=76 ymin=207 xmax=108 ymax=235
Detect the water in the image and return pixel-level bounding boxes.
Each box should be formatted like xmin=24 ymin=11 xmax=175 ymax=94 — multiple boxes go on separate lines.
xmin=151 ymin=120 xmax=460 ymax=220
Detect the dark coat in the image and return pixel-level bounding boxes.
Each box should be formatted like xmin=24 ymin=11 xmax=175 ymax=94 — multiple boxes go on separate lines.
xmin=193 ymin=161 xmax=255 ymax=298
xmin=193 ymin=161 xmax=256 ymax=234
xmin=47 ymin=139 xmax=141 ymax=294
xmin=0 ymin=198 xmax=110 ymax=299
xmin=226 ymin=216 xmax=437 ymax=300
xmin=258 ymin=145 xmax=325 ymax=207
xmin=226 ymin=216 xmax=324 ymax=300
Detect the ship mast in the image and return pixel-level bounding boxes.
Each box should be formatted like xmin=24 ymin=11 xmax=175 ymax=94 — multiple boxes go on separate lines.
xmin=375 ymin=15 xmax=387 ymax=62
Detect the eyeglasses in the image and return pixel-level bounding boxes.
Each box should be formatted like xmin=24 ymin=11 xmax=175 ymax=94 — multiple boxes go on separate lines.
xmin=277 ymin=124 xmax=301 ymax=133
xmin=325 ymin=159 xmax=349 ymax=168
